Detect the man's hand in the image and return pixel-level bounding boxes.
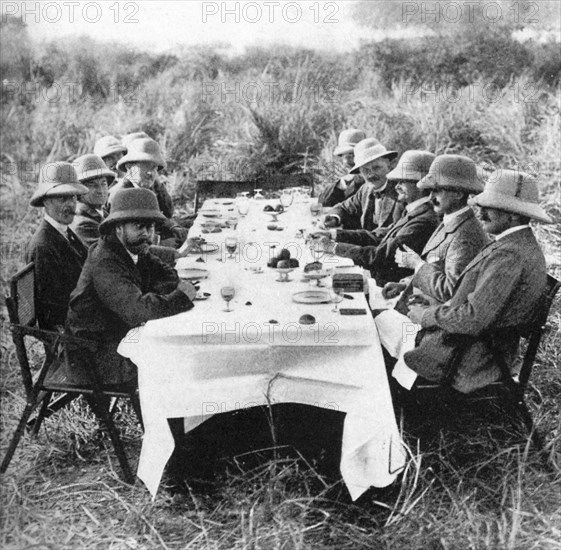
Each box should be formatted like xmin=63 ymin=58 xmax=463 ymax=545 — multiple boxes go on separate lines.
xmin=395 ymin=245 xmax=423 ymax=270
xmin=407 ymin=304 xmax=427 ymax=325
xmin=177 ymin=280 xmax=197 ymax=301
xmin=176 ymin=238 xmax=203 ymax=258
xmin=171 ymin=225 xmax=189 ymax=243
xmin=382 ymin=282 xmax=406 ymax=299
xmin=307 ymin=229 xmax=334 ymax=241
xmin=323 ymin=215 xmax=340 ymax=228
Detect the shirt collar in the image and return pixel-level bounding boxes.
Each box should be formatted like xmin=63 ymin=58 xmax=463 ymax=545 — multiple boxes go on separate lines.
xmin=443 ymin=205 xmax=471 ymax=226
xmin=44 ymin=213 xmax=70 ymax=237
xmin=406 ymin=196 xmax=431 ymax=214
xmin=126 ymin=249 xmax=139 ymax=264
xmin=494 ymin=225 xmax=529 ymax=241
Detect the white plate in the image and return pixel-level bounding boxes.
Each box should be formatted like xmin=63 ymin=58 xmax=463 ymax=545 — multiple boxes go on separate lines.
xmin=292 ymin=290 xmax=332 ymax=304
xmin=178 ymin=268 xmax=210 ymax=281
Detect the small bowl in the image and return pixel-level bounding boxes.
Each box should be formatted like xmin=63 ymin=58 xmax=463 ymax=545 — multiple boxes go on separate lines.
xmin=275 ymin=267 xmax=295 ymax=282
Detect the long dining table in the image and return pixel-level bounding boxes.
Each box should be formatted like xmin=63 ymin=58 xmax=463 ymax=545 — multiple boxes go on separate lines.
xmin=118 ymin=194 xmax=407 ymax=500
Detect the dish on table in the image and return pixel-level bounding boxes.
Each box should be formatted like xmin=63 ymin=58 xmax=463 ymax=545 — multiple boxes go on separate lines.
xmin=194 ymin=291 xmax=211 ymax=301
xmin=302 ymin=270 xmax=330 ymax=280
xmin=177 ymin=268 xmax=210 ymax=281
xmin=199 ymin=209 xmax=221 ymax=218
xmin=292 ymin=290 xmax=332 ymax=304
xmin=187 ymin=242 xmax=219 ymax=254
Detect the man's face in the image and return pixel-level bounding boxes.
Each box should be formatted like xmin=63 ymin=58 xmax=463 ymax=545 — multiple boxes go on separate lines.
xmin=341 ymin=151 xmax=355 ymax=170
xmin=43 ymin=195 xmax=77 ymax=225
xmin=127 ymin=161 xmax=158 ymax=188
xmin=395 ymin=180 xmax=422 ymax=204
xmin=81 ymin=177 xmax=109 ymax=208
xmin=359 ymin=158 xmax=390 ymax=188
xmin=116 ymin=221 xmax=155 ymax=255
xmin=429 ymin=187 xmax=464 ymax=215
xmin=477 ymin=206 xmax=512 ymax=235
xmin=102 ymin=152 xmax=124 ymax=171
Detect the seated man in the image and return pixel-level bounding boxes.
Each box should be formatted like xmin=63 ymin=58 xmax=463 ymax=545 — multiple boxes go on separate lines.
xmin=384 ymin=154 xmax=488 ymax=309
xmin=93 ymin=135 xmax=127 ymax=179
xmin=323 ymin=139 xmax=402 ymax=233
xmin=317 ymin=129 xmax=367 ymax=207
xmin=71 ymin=154 xmax=114 ymax=247
xmin=66 ymin=188 xmax=197 ymax=387
xmin=311 ymin=151 xmax=439 ymax=286
xmin=397 ymin=170 xmax=551 ymax=393
xmin=26 ymin=162 xmax=89 ymax=330
xmin=108 ymin=137 xmax=187 ymax=248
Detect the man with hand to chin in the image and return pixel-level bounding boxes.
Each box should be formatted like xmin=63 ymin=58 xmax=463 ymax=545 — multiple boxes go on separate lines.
xmin=322 ymin=139 xmax=402 ymax=233
xmin=66 ymin=188 xmax=196 ymax=388
xmin=395 ymin=170 xmax=551 ymax=393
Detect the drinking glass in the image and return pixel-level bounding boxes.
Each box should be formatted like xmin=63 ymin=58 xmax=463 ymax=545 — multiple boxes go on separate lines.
xmin=280 ymin=190 xmax=293 ymax=208
xmin=221 ymin=286 xmax=235 ymax=312
xmin=331 ymin=287 xmax=344 ymax=312
xmin=254 ymin=188 xmax=264 ymax=200
xmin=310 ymin=201 xmax=322 ymax=218
xmin=236 ymin=196 xmax=250 ymax=217
xmin=225 ymin=236 xmax=238 ymax=259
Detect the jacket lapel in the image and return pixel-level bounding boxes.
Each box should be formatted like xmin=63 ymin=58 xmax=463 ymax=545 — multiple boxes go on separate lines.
xmin=422 ymin=208 xmax=474 ymax=255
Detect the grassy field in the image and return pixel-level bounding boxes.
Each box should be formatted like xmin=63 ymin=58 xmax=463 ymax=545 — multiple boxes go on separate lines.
xmin=1 ymin=43 xmax=561 ymax=548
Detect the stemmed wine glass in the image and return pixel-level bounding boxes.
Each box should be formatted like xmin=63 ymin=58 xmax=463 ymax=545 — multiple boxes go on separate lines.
xmin=331 ymin=287 xmax=344 ymax=312
xmin=221 ymin=286 xmax=235 ymax=312
xmin=225 ymin=236 xmax=238 ymax=259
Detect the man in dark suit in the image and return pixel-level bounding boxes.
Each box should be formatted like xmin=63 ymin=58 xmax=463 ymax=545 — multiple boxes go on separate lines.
xmin=26 ymin=162 xmax=89 ymax=330
xmin=66 ymin=188 xmax=197 ymax=386
xmin=310 ymin=150 xmax=439 ymax=286
xmin=107 ymin=137 xmax=187 ymax=248
xmin=400 ymin=170 xmax=551 ymax=393
xmin=323 ymin=139 xmax=402 ymax=233
xmin=70 ymin=154 xmax=114 ymax=247
xmin=317 ymin=129 xmax=367 ymax=207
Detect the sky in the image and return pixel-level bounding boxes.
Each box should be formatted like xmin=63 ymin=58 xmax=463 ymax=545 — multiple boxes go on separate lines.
xmin=17 ymin=0 xmax=400 ymax=54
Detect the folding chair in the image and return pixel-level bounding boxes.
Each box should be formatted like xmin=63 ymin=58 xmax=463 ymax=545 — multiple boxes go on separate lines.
xmin=411 ymin=274 xmax=560 ymax=452
xmin=194 ymin=180 xmax=256 ymax=212
xmin=1 ymin=262 xmax=141 ymax=483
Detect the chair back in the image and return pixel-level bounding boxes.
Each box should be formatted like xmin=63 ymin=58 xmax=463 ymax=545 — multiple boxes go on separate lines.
xmin=5 ymin=263 xmax=38 ymax=396
xmin=6 ymin=262 xmax=35 ymax=327
xmin=517 ymin=274 xmax=560 ymax=392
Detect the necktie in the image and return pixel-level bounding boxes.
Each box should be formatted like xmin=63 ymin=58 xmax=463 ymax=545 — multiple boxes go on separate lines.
xmin=67 ymin=229 xmax=87 ymax=261
xmin=362 ymin=190 xmax=377 ymax=231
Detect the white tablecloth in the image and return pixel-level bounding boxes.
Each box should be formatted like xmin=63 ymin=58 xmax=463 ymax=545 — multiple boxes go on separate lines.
xmin=119 ymin=198 xmax=406 ymax=500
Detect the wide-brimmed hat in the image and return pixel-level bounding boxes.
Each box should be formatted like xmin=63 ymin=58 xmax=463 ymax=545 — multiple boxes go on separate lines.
xmin=74 ymin=154 xmax=115 ymax=184
xmin=470 ymin=169 xmax=552 ymax=223
xmin=334 ymin=129 xmax=367 ymax=156
xmin=100 ymin=188 xmax=167 ymax=234
xmin=93 ymin=136 xmax=126 ymax=159
xmin=349 ymin=139 xmax=398 ymax=174
xmin=417 ymin=154 xmax=484 ymax=194
xmin=121 ymin=132 xmax=151 ymax=149
xmin=386 ymin=150 xmax=436 ymax=181
xmin=116 ymin=137 xmax=166 ymax=171
xmin=30 ymin=162 xmax=89 ymax=207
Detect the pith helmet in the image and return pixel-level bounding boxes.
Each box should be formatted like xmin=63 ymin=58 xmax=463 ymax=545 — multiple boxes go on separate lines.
xmin=74 ymin=154 xmax=115 ymax=184
xmin=349 ymin=139 xmax=398 ymax=174
xmin=116 ymin=137 xmax=166 ymax=171
xmin=100 ymin=188 xmax=167 ymax=234
xmin=334 ymin=129 xmax=367 ymax=156
xmin=470 ymin=169 xmax=551 ymax=223
xmin=417 ymin=154 xmax=484 ymax=194
xmin=93 ymin=136 xmax=126 ymax=159
xmin=30 ymin=162 xmax=89 ymax=207
xmin=386 ymin=150 xmax=436 ymax=181
xmin=121 ymin=132 xmax=151 ymax=149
